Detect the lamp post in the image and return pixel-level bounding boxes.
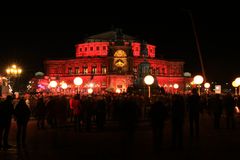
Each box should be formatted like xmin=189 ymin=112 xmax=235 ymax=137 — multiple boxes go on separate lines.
xmin=61 ymin=82 xmax=68 ymax=95
xmin=173 ymin=83 xmax=179 ymax=94
xmin=73 ymin=77 xmax=83 ymax=94
xmin=204 ymin=82 xmax=210 ymax=94
xmin=6 ymin=64 xmax=22 ymax=94
xmin=232 ymin=81 xmax=238 ymax=96
xmin=87 ymin=88 xmax=93 ymax=94
xmin=193 ymin=75 xmax=204 ymax=95
xmin=235 ymin=77 xmax=240 ymax=96
xmin=49 ymin=80 xmax=57 ymax=94
xmin=144 ymin=75 xmax=154 ymax=99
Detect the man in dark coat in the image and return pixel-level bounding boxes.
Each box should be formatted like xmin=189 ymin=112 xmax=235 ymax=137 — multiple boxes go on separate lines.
xmin=187 ymin=88 xmax=201 ymax=141
xmin=0 ymin=95 xmax=14 ymax=150
xmin=14 ymin=98 xmax=31 ymax=149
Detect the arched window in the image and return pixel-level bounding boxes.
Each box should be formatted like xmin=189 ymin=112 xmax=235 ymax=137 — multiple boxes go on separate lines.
xmin=83 ymin=66 xmax=88 ymax=74
xmin=75 ymin=67 xmax=79 ymax=74
xmin=101 ymin=66 xmax=107 ymax=74
xmin=91 ymin=65 xmax=97 ymax=74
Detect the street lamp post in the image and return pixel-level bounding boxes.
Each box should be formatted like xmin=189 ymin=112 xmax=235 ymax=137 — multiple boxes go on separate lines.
xmin=232 ymin=80 xmax=238 ymax=96
xmin=87 ymin=82 xmax=94 ymax=94
xmin=235 ymin=77 xmax=240 ymax=96
xmin=61 ymin=82 xmax=68 ymax=95
xmin=6 ymin=64 xmax=22 ymax=94
xmin=87 ymin=88 xmax=93 ymax=94
xmin=73 ymin=77 xmax=83 ymax=94
xmin=49 ymin=80 xmax=58 ymax=95
xmin=173 ymin=83 xmax=179 ymax=94
xmin=193 ymin=75 xmax=204 ymax=95
xmin=204 ymin=82 xmax=210 ymax=94
xmin=144 ymin=75 xmax=154 ymax=99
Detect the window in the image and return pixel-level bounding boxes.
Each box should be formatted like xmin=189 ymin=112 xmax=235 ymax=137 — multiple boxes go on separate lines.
xmin=75 ymin=67 xmax=79 ymax=74
xmin=92 ymin=66 xmax=97 ymax=74
xmin=103 ymin=46 xmax=106 ymax=50
xmin=68 ymin=67 xmax=72 ymax=74
xmin=156 ymin=68 xmax=160 ymax=75
xmin=90 ymin=47 xmax=93 ymax=51
xmin=162 ymin=68 xmax=165 ymax=75
xmin=85 ymin=47 xmax=87 ymax=51
xmin=80 ymin=48 xmax=82 ymax=52
xmin=171 ymin=66 xmax=175 ymax=75
xmin=96 ymin=46 xmax=100 ymax=50
xmin=101 ymin=66 xmax=107 ymax=74
xmin=83 ymin=66 xmax=88 ymax=74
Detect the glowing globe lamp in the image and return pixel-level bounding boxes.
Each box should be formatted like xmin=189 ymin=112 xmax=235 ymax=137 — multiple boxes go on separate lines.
xmin=193 ymin=75 xmax=204 ymax=85
xmin=173 ymin=83 xmax=179 ymax=89
xmin=204 ymin=82 xmax=210 ymax=89
xmin=49 ymin=80 xmax=57 ymax=88
xmin=144 ymin=75 xmax=154 ymax=85
xmin=88 ymin=88 xmax=93 ymax=94
xmin=61 ymin=82 xmax=68 ymax=89
xmin=73 ymin=77 xmax=83 ymax=86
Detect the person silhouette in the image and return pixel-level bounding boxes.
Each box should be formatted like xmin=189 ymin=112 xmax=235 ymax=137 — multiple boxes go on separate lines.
xmin=0 ymin=95 xmax=14 ymax=150
xmin=14 ymin=98 xmax=31 ymax=150
xmin=187 ymin=88 xmax=201 ymax=142
xmin=150 ymin=96 xmax=168 ymax=151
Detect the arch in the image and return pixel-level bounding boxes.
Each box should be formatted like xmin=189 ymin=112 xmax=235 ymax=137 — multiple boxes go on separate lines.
xmin=114 ymin=50 xmax=127 ymax=57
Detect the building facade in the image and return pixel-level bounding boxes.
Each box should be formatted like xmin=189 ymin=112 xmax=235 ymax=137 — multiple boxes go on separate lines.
xmin=41 ymin=30 xmax=190 ymax=94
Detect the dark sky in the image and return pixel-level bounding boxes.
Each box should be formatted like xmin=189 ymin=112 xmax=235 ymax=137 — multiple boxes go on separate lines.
xmin=0 ymin=9 xmax=239 ymax=83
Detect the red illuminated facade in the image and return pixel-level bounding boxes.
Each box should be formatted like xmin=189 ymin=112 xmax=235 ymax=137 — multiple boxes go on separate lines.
xmin=42 ymin=30 xmax=190 ymax=94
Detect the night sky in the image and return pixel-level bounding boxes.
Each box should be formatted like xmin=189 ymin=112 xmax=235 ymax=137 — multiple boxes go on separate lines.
xmin=0 ymin=9 xmax=239 ymax=84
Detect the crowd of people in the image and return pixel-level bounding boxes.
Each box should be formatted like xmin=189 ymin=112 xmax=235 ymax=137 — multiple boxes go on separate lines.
xmin=0 ymin=88 xmax=239 ymax=151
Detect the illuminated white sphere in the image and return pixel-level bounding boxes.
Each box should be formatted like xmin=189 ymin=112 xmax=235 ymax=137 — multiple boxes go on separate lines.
xmin=74 ymin=77 xmax=83 ymax=86
xmin=235 ymin=77 xmax=240 ymax=86
xmin=116 ymin=88 xmax=121 ymax=93
xmin=193 ymin=75 xmax=204 ymax=85
xmin=89 ymin=83 xmax=94 ymax=88
xmin=190 ymin=81 xmax=195 ymax=85
xmin=61 ymin=82 xmax=68 ymax=89
xmin=232 ymin=81 xmax=238 ymax=88
xmin=173 ymin=83 xmax=179 ymax=89
xmin=204 ymin=82 xmax=210 ymax=89
xmin=87 ymin=88 xmax=93 ymax=94
xmin=144 ymin=75 xmax=154 ymax=85
xmin=49 ymin=80 xmax=57 ymax=88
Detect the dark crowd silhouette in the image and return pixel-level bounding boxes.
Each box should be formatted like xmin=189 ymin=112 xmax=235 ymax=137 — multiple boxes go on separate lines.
xmin=0 ymin=88 xmax=240 ymax=157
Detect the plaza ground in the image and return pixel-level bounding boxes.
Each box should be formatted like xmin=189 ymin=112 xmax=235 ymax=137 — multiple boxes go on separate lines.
xmin=1 ymin=113 xmax=240 ymax=160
